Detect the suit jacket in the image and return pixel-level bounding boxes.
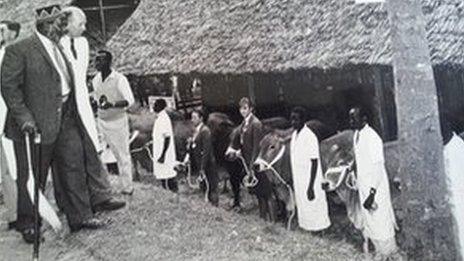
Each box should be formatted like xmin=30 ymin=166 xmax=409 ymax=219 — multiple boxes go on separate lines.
xmin=239 ymin=114 xmax=263 ymax=166
xmin=190 ymin=124 xmax=216 ymax=173
xmin=1 ymin=34 xmax=76 ymax=144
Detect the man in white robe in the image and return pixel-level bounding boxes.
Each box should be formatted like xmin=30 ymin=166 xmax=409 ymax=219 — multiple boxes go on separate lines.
xmin=441 ymin=118 xmax=464 ymax=259
xmin=152 ymin=99 xmax=178 ymax=192
xmin=0 ymin=20 xmax=21 ymax=230
xmin=60 ymin=7 xmax=99 ymax=151
xmin=60 ymin=6 xmax=125 ymax=210
xmin=289 ymin=106 xmax=331 ymax=231
xmin=349 ymin=106 xmax=397 ymax=256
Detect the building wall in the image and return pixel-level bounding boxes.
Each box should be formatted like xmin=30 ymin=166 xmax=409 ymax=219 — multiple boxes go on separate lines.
xmin=201 ymin=66 xmax=399 ymax=141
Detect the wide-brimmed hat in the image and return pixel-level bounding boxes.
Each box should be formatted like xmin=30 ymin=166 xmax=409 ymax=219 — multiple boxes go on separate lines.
xmin=35 ymin=4 xmax=62 ymax=22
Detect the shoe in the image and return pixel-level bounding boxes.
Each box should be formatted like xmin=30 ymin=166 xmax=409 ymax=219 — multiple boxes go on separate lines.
xmin=121 ymin=188 xmax=134 ymax=196
xmin=21 ymin=228 xmax=44 ymax=244
xmin=227 ymin=202 xmax=242 ymax=213
xmin=227 ymin=202 xmax=241 ymax=210
xmin=93 ymin=198 xmax=126 ymax=212
xmin=233 ymin=205 xmax=243 ymax=213
xmin=70 ymin=218 xmax=106 ymax=233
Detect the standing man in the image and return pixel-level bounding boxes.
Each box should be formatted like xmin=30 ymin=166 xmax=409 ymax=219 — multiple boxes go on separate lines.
xmin=289 ymin=106 xmax=331 ymax=232
xmin=60 ymin=6 xmax=125 ymax=211
xmin=92 ymin=50 xmax=135 ymax=195
xmin=349 ymin=106 xmax=397 ymax=257
xmin=0 ymin=20 xmax=21 ymax=231
xmin=237 ymin=97 xmax=262 ymax=168
xmin=152 ymin=99 xmax=178 ymax=192
xmin=1 ymin=5 xmax=104 ymax=243
xmin=441 ymin=116 xmax=464 ymax=259
xmin=229 ymin=97 xmax=263 ymax=210
xmin=189 ymin=109 xmax=219 ymax=206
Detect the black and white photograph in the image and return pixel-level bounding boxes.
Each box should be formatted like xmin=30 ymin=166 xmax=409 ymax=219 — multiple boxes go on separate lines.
xmin=0 ymin=0 xmax=463 ymax=260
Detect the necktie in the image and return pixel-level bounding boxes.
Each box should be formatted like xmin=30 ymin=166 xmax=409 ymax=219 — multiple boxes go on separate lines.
xmin=52 ymin=44 xmax=72 ymax=95
xmin=70 ymin=38 xmax=77 ymax=59
xmin=240 ymin=120 xmax=249 ymax=145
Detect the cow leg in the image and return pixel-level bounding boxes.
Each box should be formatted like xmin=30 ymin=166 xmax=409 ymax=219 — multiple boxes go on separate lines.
xmin=285 ymin=195 xmax=297 ymax=230
xmin=132 ymin=160 xmax=141 ymax=182
xmin=221 ymin=179 xmax=229 ymax=194
xmin=363 ymin=235 xmax=369 ymax=254
xmin=229 ymin=170 xmax=242 ymax=207
xmin=257 ymin=196 xmax=266 ymax=220
xmin=267 ymin=198 xmax=278 ymax=223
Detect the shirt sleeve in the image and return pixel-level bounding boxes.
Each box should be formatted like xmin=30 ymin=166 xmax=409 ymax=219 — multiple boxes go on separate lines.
xmin=90 ymin=75 xmax=98 ymax=97
xmin=307 ymin=130 xmax=319 ymax=160
xmin=365 ymin=129 xmax=385 ymax=190
xmin=368 ymin=130 xmax=385 ymax=165
xmin=159 ymin=114 xmax=172 ymax=138
xmin=117 ymin=75 xmax=135 ymax=106
xmin=82 ymin=38 xmax=90 ymax=72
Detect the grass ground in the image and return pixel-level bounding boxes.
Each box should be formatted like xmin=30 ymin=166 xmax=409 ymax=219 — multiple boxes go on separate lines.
xmin=0 ymin=167 xmax=393 ymax=261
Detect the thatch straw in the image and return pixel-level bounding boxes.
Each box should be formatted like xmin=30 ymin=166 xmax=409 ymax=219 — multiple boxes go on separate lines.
xmin=107 ymin=0 xmax=464 ymax=75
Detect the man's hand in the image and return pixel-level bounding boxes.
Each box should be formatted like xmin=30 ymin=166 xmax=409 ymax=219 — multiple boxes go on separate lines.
xmin=100 ymin=101 xmax=113 ymax=110
xmin=21 ymin=121 xmax=38 ymax=135
xmin=363 ymin=188 xmax=376 ymax=210
xmin=157 ymin=155 xmax=165 ymax=164
xmin=90 ymin=97 xmax=99 ymax=112
xmin=99 ymin=95 xmax=113 ymax=110
xmin=306 ymin=187 xmax=315 ymax=201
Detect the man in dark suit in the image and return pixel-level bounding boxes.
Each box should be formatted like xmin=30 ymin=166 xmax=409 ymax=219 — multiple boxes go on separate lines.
xmin=1 ymin=5 xmax=103 ymax=243
xmin=189 ymin=109 xmax=219 ymax=206
xmin=228 ymin=97 xmax=263 ymax=211
xmin=238 ymin=97 xmax=263 ymax=168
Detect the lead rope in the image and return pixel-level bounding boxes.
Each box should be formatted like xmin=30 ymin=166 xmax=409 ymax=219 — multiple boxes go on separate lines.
xmin=196 ymin=171 xmax=209 ymax=203
xmin=254 ymin=147 xmax=295 ymax=230
xmin=232 ymin=149 xmax=258 ymax=187
xmin=130 ymin=140 xmax=153 ymax=159
xmin=240 ymin=154 xmax=258 ymax=188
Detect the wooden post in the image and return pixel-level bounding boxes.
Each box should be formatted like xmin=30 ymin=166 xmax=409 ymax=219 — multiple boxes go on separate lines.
xmin=98 ymin=0 xmax=107 ymax=41
xmin=386 ymin=0 xmax=457 ymax=259
xmin=246 ymin=74 xmax=256 ymax=106
xmin=372 ymin=67 xmax=387 ymax=139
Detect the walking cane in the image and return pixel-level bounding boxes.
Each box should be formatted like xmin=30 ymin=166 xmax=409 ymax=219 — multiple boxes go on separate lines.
xmin=25 ymin=132 xmax=41 ymax=261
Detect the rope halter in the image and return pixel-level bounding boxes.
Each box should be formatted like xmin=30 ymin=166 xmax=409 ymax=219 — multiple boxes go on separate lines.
xmin=252 ymin=145 xmax=295 ymax=230
xmin=254 ymin=146 xmax=285 ymax=172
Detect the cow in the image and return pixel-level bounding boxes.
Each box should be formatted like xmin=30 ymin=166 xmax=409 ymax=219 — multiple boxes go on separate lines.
xmin=252 ymin=129 xmax=294 ymax=227
xmin=222 ymin=116 xmax=295 ymax=214
xmin=319 ymin=130 xmax=374 ymax=253
xmin=128 ymin=108 xmax=195 ymax=181
xmin=207 ymin=112 xmax=240 ymax=191
xmin=252 ymin=120 xmax=336 ymax=228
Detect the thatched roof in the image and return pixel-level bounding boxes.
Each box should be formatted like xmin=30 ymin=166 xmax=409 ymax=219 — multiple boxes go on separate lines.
xmin=0 ymin=0 xmax=72 ymax=40
xmin=107 ymin=0 xmax=464 ymax=75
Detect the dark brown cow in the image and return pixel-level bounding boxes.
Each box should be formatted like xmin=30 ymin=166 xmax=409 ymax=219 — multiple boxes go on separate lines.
xmin=207 ymin=113 xmax=243 ymax=204
xmin=252 ymin=130 xmax=294 ymax=227
xmin=252 ymin=120 xmax=336 ymax=228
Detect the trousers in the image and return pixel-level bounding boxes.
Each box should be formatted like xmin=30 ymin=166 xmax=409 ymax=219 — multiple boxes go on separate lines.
xmin=15 ymin=98 xmax=93 ymax=230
